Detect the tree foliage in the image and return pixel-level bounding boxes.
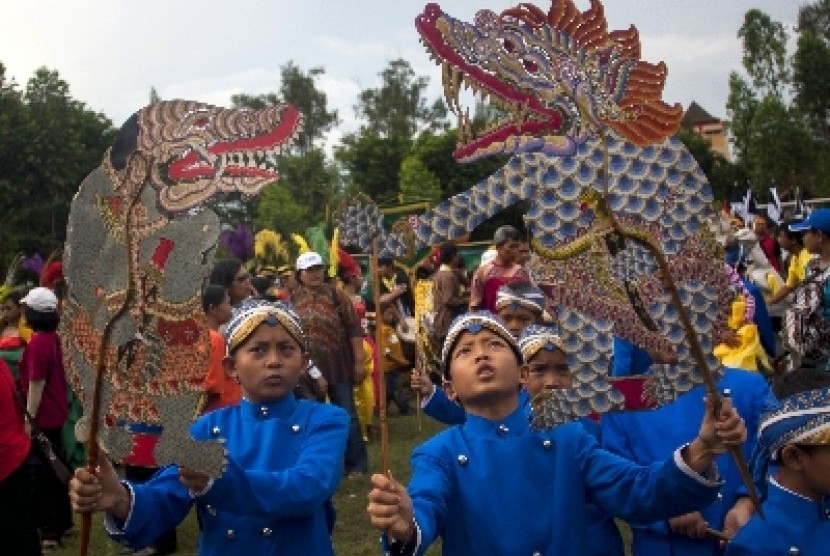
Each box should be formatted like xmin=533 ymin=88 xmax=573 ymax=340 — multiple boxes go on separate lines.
xmin=232 ymin=61 xmax=338 ymax=153
xmin=0 ymin=64 xmax=115 ymax=272
xmin=229 ymin=62 xmax=341 ymax=236
xmin=727 ymin=4 xmax=830 ymax=196
xmin=737 ymin=9 xmax=790 ymax=98
xmin=354 ymin=59 xmax=447 ymax=139
xmin=399 ymin=155 xmax=441 ymax=204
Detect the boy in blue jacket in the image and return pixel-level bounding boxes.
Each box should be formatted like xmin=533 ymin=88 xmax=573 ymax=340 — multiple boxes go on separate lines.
xmin=726 ymin=368 xmax=830 ymax=556
xmin=69 ymin=300 xmax=349 ymax=556
xmin=368 ymin=311 xmax=748 ymax=556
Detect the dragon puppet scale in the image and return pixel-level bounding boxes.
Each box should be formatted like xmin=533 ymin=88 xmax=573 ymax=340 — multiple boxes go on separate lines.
xmin=336 ymin=0 xmax=731 ymax=426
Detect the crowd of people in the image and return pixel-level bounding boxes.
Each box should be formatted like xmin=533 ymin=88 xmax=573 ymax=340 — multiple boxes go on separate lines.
xmin=2 ymin=209 xmax=830 ymax=556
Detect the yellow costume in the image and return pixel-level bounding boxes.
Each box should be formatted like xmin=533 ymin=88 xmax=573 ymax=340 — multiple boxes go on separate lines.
xmin=713 ymin=296 xmax=771 ymax=372
xmin=353 ymin=337 xmax=376 ymax=442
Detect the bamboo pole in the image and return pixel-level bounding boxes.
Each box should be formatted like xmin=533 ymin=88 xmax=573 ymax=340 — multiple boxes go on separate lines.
xmin=370 ymin=235 xmax=389 ymax=475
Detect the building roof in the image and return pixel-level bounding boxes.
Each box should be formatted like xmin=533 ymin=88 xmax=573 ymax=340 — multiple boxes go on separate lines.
xmin=682 ymin=101 xmax=721 ymax=129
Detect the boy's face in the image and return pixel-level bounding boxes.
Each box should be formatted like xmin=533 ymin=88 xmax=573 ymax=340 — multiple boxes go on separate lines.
xmin=381 ymin=306 xmax=397 ymax=325
xmin=498 ymin=305 xmax=538 ymax=337
xmin=783 ymin=444 xmax=830 ymax=500
xmin=803 ymin=228 xmax=823 ymax=255
xmin=496 ymin=240 xmax=522 ymax=264
xmin=522 ymin=348 xmax=572 ymax=396
xmin=211 ymin=293 xmax=233 ymax=326
xmin=775 ymin=230 xmax=791 ymax=251
xmin=225 ymin=322 xmax=307 ymax=403
xmin=753 ymin=217 xmax=768 ymax=236
xmin=229 ymin=267 xmax=253 ymax=305
xmin=446 ymin=329 xmax=523 ymax=405
xmin=0 ymin=299 xmax=20 ymax=324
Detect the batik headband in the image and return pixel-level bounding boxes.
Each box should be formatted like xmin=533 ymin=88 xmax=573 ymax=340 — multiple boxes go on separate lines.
xmin=495 ymin=283 xmax=545 ymax=315
xmin=224 ymin=299 xmax=306 ymax=353
xmin=749 ymin=387 xmax=830 ymax=495
xmin=441 ymin=311 xmax=522 ymax=378
xmin=518 ymin=325 xmax=563 ymax=362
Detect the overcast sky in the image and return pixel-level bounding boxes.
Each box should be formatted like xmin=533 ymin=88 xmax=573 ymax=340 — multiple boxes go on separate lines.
xmin=2 ymin=0 xmax=802 ymax=149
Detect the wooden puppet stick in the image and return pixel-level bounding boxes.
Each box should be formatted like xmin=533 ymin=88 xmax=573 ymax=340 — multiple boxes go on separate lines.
xmin=705 ymin=527 xmax=732 ymax=543
xmin=371 ymin=234 xmax=389 ymax=475
xmin=79 ymin=178 xmax=144 ymax=556
xmin=616 ymin=226 xmax=763 ymax=516
xmin=593 ymin=134 xmax=762 ymax=517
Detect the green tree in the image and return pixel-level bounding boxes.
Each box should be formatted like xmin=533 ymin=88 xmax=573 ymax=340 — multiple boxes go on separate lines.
xmin=738 ymin=9 xmax=790 ymax=98
xmin=335 ymin=132 xmax=412 ymax=202
xmin=399 ymin=155 xmax=441 ymax=204
xmin=407 ymin=130 xmax=507 ymax=199
xmin=675 ymin=129 xmax=743 ymax=202
xmin=354 ymin=59 xmax=447 ymax=138
xmin=0 ymin=65 xmax=114 ymax=269
xmin=726 ymin=72 xmax=758 ymax=165
xmin=229 ymin=62 xmax=340 ymax=231
xmin=792 ymin=32 xmax=830 ymax=145
xmin=232 ymin=61 xmax=338 ymax=153
xmin=798 ymin=0 xmax=830 ymax=42
xmin=746 ymin=97 xmax=817 ymax=192
xmin=254 ymin=183 xmax=310 ymax=237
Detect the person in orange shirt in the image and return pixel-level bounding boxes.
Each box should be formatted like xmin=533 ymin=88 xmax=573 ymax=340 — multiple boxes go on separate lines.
xmin=201 ymin=285 xmax=238 ymax=414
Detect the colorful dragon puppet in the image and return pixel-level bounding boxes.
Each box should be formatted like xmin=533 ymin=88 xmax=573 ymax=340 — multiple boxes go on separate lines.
xmin=337 ymin=0 xmax=733 ymax=426
xmin=61 ymin=100 xmax=302 ymax=479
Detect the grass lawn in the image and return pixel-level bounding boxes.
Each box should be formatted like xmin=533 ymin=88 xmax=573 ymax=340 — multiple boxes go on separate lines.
xmin=53 ymin=410 xmax=631 ymax=555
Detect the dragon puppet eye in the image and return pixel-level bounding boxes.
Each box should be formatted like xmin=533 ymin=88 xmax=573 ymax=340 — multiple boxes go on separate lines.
xmin=522 ymin=58 xmax=539 ymax=73
xmin=193 ymin=116 xmax=210 ymax=127
xmin=501 ymin=37 xmax=517 ymax=53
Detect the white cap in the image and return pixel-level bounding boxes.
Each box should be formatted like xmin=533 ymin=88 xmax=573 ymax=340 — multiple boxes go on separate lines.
xmin=21 ymin=287 xmax=58 ymax=312
xmin=296 ymin=251 xmax=324 ymax=271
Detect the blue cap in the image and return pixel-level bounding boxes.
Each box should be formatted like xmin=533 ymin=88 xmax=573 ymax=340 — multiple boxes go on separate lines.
xmin=789 ymin=208 xmax=830 ymax=234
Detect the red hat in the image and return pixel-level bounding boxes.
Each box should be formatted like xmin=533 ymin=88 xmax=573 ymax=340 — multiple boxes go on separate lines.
xmin=40 ymin=261 xmax=64 ymax=290
xmin=337 ymin=248 xmax=361 ymax=279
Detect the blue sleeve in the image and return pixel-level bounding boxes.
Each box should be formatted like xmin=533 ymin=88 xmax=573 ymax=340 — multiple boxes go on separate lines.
xmin=611 ymin=336 xmax=653 ymax=377
xmin=743 ymin=280 xmax=775 ymax=358
xmin=407 ymin=449 xmax=453 ymax=556
xmin=422 ymin=388 xmax=466 ymax=425
xmin=198 ymin=406 xmax=349 ymax=518
xmin=578 ymin=430 xmax=720 ymax=525
xmin=108 ymin=466 xmax=194 ymax=549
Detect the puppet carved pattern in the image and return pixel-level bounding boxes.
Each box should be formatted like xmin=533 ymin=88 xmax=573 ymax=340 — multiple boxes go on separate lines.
xmin=337 ymin=1 xmax=731 ymax=425
xmin=61 ymin=100 xmax=302 ymax=475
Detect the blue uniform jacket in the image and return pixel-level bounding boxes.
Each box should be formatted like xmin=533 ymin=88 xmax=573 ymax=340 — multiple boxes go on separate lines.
xmin=399 ymin=404 xmax=722 ymax=556
xmin=726 ymin=480 xmax=830 ymax=556
xmin=107 ymin=396 xmax=349 ymax=556
xmin=422 ymin=386 xmax=623 ymax=556
xmin=602 ymin=368 xmax=776 ymax=556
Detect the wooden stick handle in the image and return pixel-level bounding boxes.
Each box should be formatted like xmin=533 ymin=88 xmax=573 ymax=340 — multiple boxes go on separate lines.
xmin=370 ymin=235 xmax=389 ymax=475
xmin=705 ymin=527 xmax=732 ymax=543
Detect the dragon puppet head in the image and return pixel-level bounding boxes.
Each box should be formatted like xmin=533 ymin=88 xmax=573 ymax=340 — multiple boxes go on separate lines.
xmin=415 ymin=0 xmax=682 ymax=162
xmin=107 ymin=100 xmax=303 ymax=213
